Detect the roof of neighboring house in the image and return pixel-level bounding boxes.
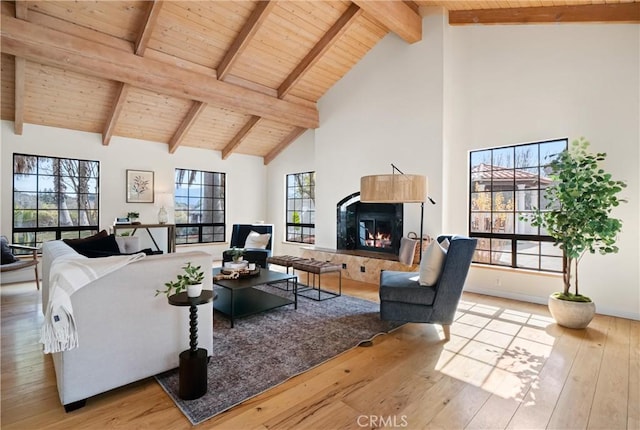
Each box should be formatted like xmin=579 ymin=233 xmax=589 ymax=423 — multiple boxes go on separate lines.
xmin=471 ymin=164 xmax=553 ymax=185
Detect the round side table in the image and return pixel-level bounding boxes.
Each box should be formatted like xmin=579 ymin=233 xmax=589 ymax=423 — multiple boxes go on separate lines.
xmin=168 ymin=290 xmax=213 ymax=400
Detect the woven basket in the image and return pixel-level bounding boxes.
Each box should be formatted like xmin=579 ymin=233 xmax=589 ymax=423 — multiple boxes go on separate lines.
xmin=407 ymin=232 xmax=432 ymax=265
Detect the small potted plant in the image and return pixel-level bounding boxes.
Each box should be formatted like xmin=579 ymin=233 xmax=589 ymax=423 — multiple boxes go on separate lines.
xmin=228 ymin=247 xmax=246 ymax=263
xmin=156 ymin=262 xmax=205 ymax=298
xmin=127 ymin=211 xmax=140 ymax=224
xmin=522 ymin=137 xmax=626 ymax=328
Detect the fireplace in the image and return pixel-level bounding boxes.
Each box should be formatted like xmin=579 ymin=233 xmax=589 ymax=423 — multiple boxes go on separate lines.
xmin=337 ymin=192 xmax=403 ymax=256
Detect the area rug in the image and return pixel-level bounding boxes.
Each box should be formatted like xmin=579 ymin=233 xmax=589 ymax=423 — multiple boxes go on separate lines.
xmin=155 ymin=284 xmax=403 ymax=425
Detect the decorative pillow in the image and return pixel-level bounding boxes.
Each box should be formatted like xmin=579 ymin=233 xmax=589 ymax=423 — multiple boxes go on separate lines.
xmin=398 ymin=237 xmax=418 ymax=265
xmin=63 ymin=230 xmax=108 ymax=246
xmin=1 ymin=237 xmax=18 ymax=265
xmin=418 ymin=238 xmax=449 ymax=286
xmin=244 ymin=230 xmax=271 ymax=249
xmin=65 ymin=234 xmax=122 ymax=258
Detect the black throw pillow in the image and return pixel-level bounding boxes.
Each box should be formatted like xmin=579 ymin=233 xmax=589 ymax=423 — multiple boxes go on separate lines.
xmin=1 ymin=237 xmax=18 ymax=265
xmin=63 ymin=230 xmax=109 ymax=246
xmin=65 ymin=234 xmax=121 ymax=258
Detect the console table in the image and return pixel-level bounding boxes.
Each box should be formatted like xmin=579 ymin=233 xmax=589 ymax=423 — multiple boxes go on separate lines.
xmin=168 ymin=290 xmax=213 ymax=400
xmin=112 ymin=223 xmax=176 ymax=253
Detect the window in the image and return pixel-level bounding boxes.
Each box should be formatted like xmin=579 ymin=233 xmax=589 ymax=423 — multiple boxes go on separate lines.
xmin=13 ymin=153 xmax=100 ymax=250
xmin=469 ymin=139 xmax=568 ymax=272
xmin=174 ymin=169 xmax=225 ymax=244
xmin=286 ymin=171 xmax=315 ymax=244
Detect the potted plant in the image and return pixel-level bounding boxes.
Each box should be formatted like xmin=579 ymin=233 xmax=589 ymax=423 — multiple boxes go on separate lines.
xmin=523 ymin=137 xmax=626 ymax=328
xmin=228 ymin=247 xmax=246 ymax=263
xmin=127 ymin=211 xmax=140 ymax=224
xmin=155 ymin=262 xmax=205 ymax=298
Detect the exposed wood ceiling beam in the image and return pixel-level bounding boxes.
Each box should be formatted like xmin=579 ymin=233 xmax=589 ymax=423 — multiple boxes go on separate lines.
xmin=352 ymin=0 xmax=421 ymax=44
xmin=217 ymin=1 xmax=276 ymax=81
xmin=14 ymin=57 xmax=25 ymax=135
xmin=221 ymin=116 xmax=262 ymax=160
xmin=14 ymin=1 xmax=27 ymax=19
xmin=135 ymin=0 xmax=164 ymax=56
xmin=278 ymin=3 xmax=362 ymax=98
xmin=1 ymin=16 xmax=319 ymax=129
xmin=263 ymin=127 xmax=306 ymax=165
xmin=102 ymin=83 xmax=130 ymax=146
xmin=168 ymin=101 xmax=207 ymax=154
xmin=449 ymin=3 xmax=640 ymax=25
xmin=13 ymin=2 xmax=27 ymax=135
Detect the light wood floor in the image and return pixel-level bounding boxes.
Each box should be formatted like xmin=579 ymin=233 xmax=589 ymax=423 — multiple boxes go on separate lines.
xmin=1 ymin=277 xmax=638 ymax=429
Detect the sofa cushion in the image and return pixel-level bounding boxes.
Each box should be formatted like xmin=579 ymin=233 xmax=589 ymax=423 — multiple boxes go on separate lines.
xmin=380 ymin=271 xmax=436 ymax=306
xmin=418 ymin=238 xmax=449 ymax=286
xmin=1 ymin=236 xmax=18 ymax=265
xmin=244 ymin=230 xmax=271 ymax=249
xmin=65 ymin=234 xmax=122 ymax=258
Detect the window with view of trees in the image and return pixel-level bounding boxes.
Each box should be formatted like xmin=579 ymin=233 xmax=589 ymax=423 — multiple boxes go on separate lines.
xmin=174 ymin=169 xmax=225 ymax=245
xmin=13 ymin=154 xmax=100 ymax=250
xmin=286 ymin=171 xmax=315 ymax=244
xmin=469 ymin=138 xmax=568 ymax=272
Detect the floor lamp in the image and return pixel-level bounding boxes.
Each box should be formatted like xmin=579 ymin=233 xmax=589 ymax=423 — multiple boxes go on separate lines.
xmin=360 ymin=164 xmax=429 ymax=260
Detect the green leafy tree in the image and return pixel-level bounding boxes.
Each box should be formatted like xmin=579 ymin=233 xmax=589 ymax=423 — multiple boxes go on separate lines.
xmin=522 ymin=138 xmax=626 ymax=301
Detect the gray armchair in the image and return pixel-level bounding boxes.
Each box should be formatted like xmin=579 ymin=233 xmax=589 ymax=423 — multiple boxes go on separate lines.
xmin=379 ymin=235 xmax=477 ymax=340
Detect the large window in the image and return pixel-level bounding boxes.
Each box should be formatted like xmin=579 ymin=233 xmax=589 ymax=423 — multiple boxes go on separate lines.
xmin=13 ymin=153 xmax=100 ymax=249
xmin=174 ymin=169 xmax=225 ymax=244
xmin=469 ymin=139 xmax=568 ymax=272
xmin=286 ymin=171 xmax=315 ymax=244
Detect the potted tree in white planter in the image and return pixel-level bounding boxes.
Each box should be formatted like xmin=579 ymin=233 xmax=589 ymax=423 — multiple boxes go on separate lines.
xmin=524 ymin=137 xmax=626 ymax=328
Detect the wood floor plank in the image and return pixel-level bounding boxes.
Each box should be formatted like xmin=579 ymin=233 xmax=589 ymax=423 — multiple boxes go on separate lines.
xmin=546 ymin=314 xmax=611 ymax=430
xmin=628 ymin=320 xmax=640 ymax=429
xmin=588 ymin=317 xmax=631 ymax=429
xmin=505 ymin=325 xmax=586 ymax=429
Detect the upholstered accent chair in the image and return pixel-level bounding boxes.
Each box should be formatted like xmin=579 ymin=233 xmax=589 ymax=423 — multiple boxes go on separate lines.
xmin=379 ymin=235 xmax=477 ymax=340
xmin=222 ymin=224 xmax=273 ymax=268
xmin=1 ymin=236 xmax=40 ymax=290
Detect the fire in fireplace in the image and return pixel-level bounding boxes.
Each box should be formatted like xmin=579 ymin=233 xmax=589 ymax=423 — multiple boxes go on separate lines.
xmin=337 ymin=192 xmax=403 ymax=255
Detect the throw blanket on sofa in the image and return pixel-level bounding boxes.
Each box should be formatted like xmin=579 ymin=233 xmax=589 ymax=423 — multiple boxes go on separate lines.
xmin=41 ymin=252 xmax=146 ymax=354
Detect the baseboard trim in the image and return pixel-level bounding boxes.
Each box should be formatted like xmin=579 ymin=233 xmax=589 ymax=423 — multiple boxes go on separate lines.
xmin=463 ymin=286 xmax=640 ymax=321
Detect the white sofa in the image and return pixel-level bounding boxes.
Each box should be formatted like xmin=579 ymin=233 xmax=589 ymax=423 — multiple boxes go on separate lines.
xmin=41 ymin=239 xmax=214 ymax=411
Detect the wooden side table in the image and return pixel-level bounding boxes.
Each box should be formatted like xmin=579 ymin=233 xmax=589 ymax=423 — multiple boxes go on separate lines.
xmin=168 ymin=290 xmax=213 ymax=400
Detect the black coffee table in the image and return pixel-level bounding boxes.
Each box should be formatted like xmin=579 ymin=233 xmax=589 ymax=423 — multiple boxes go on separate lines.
xmin=212 ymin=268 xmax=297 ymax=327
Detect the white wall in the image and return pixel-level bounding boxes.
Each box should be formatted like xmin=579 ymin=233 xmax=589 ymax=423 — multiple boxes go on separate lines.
xmin=1 ymin=121 xmax=267 ymax=278
xmin=445 ymin=23 xmax=640 ymax=319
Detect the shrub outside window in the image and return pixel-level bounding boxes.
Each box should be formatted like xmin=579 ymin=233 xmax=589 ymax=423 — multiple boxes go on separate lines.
xmin=286 ymin=171 xmax=315 ymax=244
xmin=469 ymin=139 xmax=567 ymax=272
xmin=174 ymin=169 xmax=225 ymax=244
xmin=13 ymin=153 xmax=100 ymax=250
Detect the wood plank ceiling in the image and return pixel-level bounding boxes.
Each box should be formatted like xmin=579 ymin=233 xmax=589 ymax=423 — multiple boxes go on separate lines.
xmin=1 ymin=1 xmax=638 ymax=164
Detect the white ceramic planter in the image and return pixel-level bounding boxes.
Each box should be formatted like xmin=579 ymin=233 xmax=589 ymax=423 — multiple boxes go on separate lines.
xmin=187 ymin=283 xmax=203 ymax=298
xmin=548 ymin=294 xmax=596 ymax=329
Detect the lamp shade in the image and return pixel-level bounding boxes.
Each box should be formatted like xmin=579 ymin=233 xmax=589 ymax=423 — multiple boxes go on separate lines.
xmin=360 ymin=174 xmax=427 ymax=203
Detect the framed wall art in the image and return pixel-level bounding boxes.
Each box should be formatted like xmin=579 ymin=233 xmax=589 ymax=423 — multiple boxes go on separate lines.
xmin=126 ymin=169 xmax=154 ymax=203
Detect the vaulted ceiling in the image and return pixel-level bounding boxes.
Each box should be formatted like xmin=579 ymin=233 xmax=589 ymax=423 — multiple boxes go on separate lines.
xmin=1 ymin=1 xmax=638 ymax=164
